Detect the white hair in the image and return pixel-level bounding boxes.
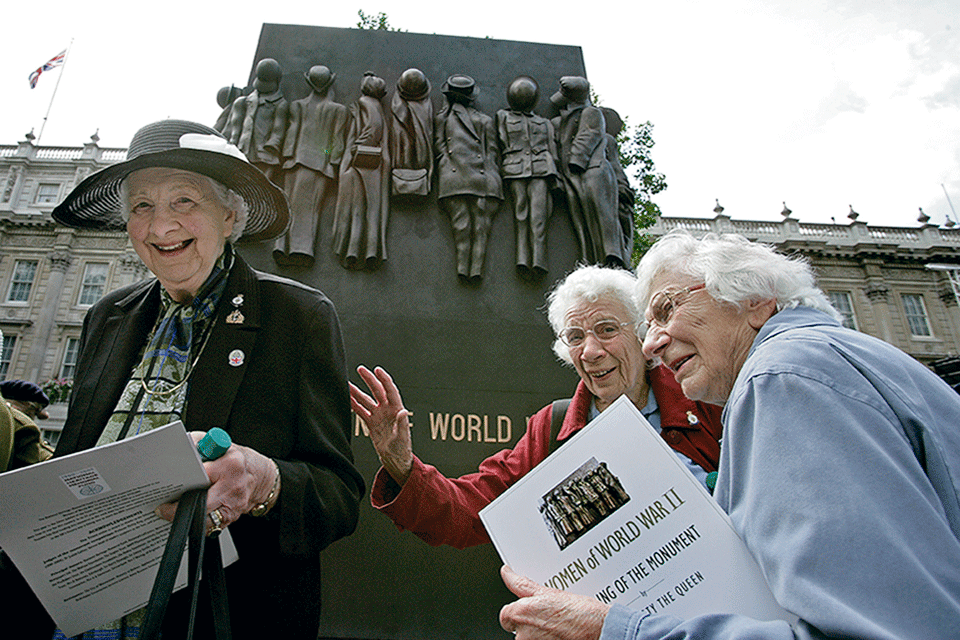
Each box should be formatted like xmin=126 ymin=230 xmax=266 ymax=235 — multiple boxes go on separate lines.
xmin=546 ymin=264 xmax=643 ymax=365
xmin=634 ymin=229 xmax=841 ymax=321
xmin=119 ymin=174 xmax=249 ymax=243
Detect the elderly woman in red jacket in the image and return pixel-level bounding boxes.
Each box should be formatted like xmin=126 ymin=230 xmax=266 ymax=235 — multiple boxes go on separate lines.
xmin=351 ymin=264 xmax=722 ymax=549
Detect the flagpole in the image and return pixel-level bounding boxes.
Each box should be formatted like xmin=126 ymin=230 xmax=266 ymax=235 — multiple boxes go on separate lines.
xmin=36 ymin=39 xmax=73 ymax=146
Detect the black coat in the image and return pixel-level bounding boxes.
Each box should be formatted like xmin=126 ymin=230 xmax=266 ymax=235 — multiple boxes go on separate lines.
xmin=14 ymin=254 xmax=363 ymax=640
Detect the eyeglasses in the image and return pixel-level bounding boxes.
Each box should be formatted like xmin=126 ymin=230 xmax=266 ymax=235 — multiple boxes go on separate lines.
xmin=646 ymin=284 xmax=707 ymax=328
xmin=559 ymin=320 xmax=632 ymax=348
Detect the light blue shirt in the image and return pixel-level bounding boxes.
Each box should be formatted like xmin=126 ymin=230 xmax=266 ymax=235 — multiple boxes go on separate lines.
xmin=591 ymin=389 xmax=709 ymax=490
xmin=600 ymin=307 xmax=960 ymax=640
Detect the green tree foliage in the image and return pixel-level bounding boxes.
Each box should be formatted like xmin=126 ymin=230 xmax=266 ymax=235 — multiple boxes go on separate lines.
xmin=357 ymin=10 xmax=401 ymax=31
xmin=618 ymin=119 xmax=667 ymax=265
xmin=592 ymin=89 xmax=667 ymax=265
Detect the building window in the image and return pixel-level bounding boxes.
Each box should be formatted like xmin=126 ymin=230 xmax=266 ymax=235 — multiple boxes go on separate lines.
xmin=827 ymin=291 xmax=858 ymax=330
xmin=35 ymin=183 xmax=61 ymax=204
xmin=0 ymin=334 xmax=16 ymax=379
xmin=61 ymin=337 xmax=80 ymax=379
xmin=902 ymin=293 xmax=932 ymax=337
xmin=77 ymin=263 xmax=108 ymax=306
xmin=6 ymin=260 xmax=38 ymax=303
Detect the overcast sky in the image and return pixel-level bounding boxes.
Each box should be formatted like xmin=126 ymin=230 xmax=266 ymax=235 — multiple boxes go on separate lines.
xmin=3 ymin=0 xmax=958 ymax=228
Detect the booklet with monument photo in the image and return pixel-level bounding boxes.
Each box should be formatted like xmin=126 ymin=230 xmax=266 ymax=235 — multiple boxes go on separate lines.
xmin=479 ymin=395 xmax=795 ymax=623
xmin=0 ymin=421 xmax=237 ymax=637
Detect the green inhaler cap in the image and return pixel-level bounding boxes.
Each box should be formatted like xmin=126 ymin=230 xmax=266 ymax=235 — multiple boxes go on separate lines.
xmin=197 ymin=427 xmax=232 ymax=461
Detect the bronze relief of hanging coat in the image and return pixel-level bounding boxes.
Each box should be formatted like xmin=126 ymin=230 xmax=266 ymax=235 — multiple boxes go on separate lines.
xmin=333 ymin=73 xmax=391 ymax=270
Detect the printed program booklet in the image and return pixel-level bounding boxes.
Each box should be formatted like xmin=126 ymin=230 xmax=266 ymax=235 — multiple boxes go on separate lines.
xmin=479 ymin=395 xmax=795 ymax=622
xmin=0 ymin=421 xmax=237 ymax=637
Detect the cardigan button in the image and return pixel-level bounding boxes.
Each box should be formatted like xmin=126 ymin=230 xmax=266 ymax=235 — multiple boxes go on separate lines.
xmin=706 ymin=472 xmax=718 ymax=492
xmin=663 ymin=430 xmax=681 ymax=443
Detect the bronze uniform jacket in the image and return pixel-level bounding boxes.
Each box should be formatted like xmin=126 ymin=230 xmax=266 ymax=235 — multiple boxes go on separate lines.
xmin=24 ymin=253 xmax=363 ymax=640
xmin=496 ymin=109 xmax=559 ymax=180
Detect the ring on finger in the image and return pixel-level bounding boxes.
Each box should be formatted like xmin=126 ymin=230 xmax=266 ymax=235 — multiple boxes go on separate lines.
xmin=209 ymin=507 xmax=225 ymax=533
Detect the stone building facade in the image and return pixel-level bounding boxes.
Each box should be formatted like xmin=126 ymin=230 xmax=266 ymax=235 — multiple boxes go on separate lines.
xmin=2 ymin=134 xmax=959 ymax=440
xmin=0 ymin=134 xmax=148 ymax=441
xmin=647 ymin=207 xmax=960 ymax=366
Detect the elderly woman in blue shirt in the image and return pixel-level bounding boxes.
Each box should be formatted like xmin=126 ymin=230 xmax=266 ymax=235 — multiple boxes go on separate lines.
xmin=498 ymin=230 xmax=960 ymax=640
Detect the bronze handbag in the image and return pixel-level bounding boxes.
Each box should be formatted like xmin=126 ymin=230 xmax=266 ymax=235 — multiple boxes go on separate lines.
xmin=391 ymin=168 xmax=430 ymax=196
xmin=353 ymin=145 xmax=382 ymax=169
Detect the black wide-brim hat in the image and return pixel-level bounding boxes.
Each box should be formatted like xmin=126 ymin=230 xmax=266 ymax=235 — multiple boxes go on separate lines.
xmin=52 ymin=119 xmax=289 ymax=243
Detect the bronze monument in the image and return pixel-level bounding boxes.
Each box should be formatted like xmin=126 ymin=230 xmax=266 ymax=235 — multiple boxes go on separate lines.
xmin=435 ymin=75 xmax=503 ymax=283
xmin=333 ymin=72 xmax=391 ymax=270
xmin=496 ymin=76 xmax=560 ymax=278
xmin=271 ymin=65 xmax=349 ymax=267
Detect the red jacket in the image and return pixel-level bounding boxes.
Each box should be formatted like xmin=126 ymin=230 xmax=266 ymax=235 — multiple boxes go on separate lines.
xmin=370 ymin=365 xmax=723 ymax=549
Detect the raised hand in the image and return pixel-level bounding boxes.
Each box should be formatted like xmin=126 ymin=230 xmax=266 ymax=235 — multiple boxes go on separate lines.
xmin=350 ymin=365 xmax=415 ymax=485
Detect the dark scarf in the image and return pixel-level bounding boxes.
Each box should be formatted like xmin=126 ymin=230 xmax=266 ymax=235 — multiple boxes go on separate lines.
xmin=96 ymin=245 xmax=233 ymax=446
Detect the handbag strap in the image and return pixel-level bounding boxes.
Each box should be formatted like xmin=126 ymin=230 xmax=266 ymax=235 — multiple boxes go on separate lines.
xmin=205 ymin=531 xmax=232 ymax=640
xmin=548 ymin=399 xmax=572 ymax=455
xmin=185 ymin=489 xmax=207 ymax=638
xmin=140 ymin=488 xmax=203 ymax=639
xmin=140 ymin=488 xmax=232 ymax=640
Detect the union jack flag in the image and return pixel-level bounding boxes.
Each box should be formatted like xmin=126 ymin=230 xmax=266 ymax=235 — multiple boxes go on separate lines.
xmin=28 ymin=49 xmax=66 ymax=89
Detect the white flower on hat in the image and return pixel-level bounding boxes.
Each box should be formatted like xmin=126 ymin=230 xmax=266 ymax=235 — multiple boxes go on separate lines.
xmin=179 ymin=133 xmax=247 ymax=162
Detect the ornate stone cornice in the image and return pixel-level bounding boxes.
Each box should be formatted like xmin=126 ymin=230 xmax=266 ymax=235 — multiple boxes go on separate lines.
xmin=2 ymin=166 xmax=21 ymax=204
xmin=650 ymin=215 xmax=960 ymax=266
xmin=48 ymin=250 xmax=72 ymax=272
xmin=118 ymin=251 xmax=148 ymax=278
xmin=864 ymin=282 xmax=889 ymax=302
xmin=938 ymin=287 xmax=958 ymax=307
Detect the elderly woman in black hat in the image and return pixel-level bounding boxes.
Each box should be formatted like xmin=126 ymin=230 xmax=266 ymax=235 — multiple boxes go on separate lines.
xmin=11 ymin=119 xmax=364 ymax=640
